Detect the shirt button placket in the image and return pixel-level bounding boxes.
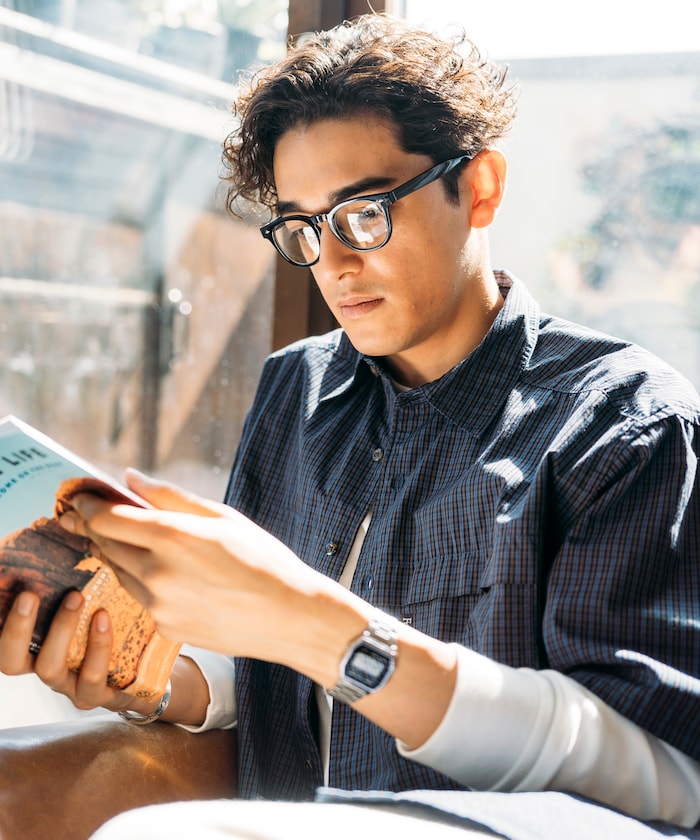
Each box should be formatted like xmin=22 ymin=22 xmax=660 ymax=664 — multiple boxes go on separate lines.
xmin=365 ymin=444 xmax=385 ymax=603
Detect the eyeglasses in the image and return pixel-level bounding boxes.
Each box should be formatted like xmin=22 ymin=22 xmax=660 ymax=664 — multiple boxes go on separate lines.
xmin=259 ymin=153 xmax=473 ymax=267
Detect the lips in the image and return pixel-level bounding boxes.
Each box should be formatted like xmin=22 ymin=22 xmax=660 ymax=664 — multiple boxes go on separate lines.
xmin=338 ymin=297 xmax=383 ymax=319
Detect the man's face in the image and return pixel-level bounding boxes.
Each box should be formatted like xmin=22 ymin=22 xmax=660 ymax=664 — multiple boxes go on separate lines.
xmin=272 ymin=115 xmax=494 ymax=386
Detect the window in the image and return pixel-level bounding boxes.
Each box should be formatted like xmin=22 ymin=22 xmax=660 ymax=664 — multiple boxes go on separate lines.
xmin=399 ymin=0 xmax=700 ymax=388
xmin=0 ymin=0 xmax=287 ymax=500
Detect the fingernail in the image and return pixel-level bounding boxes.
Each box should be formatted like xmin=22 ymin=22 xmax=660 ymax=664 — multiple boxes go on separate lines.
xmin=125 ymin=467 xmax=145 ymax=479
xmin=15 ymin=591 xmax=35 ymax=617
xmin=63 ymin=590 xmax=83 ymax=611
xmin=95 ymin=611 xmax=109 ymax=633
xmin=125 ymin=467 xmax=150 ymax=486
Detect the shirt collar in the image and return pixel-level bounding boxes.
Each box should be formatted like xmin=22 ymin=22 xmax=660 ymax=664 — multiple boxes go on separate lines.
xmin=415 ymin=272 xmax=540 ymax=436
xmin=312 ymin=329 xmax=369 ymax=406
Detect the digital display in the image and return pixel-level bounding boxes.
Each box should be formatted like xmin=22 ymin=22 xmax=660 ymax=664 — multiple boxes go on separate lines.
xmin=346 ymin=643 xmax=390 ymax=688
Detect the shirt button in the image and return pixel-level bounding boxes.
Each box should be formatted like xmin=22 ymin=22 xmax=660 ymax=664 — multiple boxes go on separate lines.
xmin=364 ymin=573 xmax=374 ymax=592
xmin=391 ymin=474 xmax=404 ymax=491
xmin=325 ymin=542 xmax=338 ymax=556
xmin=372 ymin=447 xmax=384 ymax=462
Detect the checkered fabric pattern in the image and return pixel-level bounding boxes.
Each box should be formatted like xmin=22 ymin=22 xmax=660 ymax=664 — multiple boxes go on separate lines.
xmin=225 ymin=272 xmax=700 ymax=800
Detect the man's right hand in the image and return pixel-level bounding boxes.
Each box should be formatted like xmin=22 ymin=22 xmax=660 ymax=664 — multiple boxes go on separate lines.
xmin=0 ymin=590 xmax=212 ymax=726
xmin=0 ymin=589 xmax=156 ymax=716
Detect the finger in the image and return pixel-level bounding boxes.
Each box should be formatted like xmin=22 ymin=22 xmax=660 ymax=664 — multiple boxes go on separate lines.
xmin=56 ymin=510 xmax=110 ymax=566
xmin=57 ymin=508 xmax=156 ymax=600
xmin=0 ymin=591 xmax=40 ymax=674
xmin=70 ymin=610 xmax=117 ymax=710
xmin=125 ymin=468 xmax=234 ymax=518
xmin=58 ymin=498 xmax=167 ymax=589
xmin=61 ymin=493 xmax=217 ymax=555
xmin=34 ymin=589 xmax=85 ymax=685
xmin=57 ymin=507 xmax=92 ymax=539
xmin=57 ymin=487 xmax=217 ymax=548
xmin=58 ymin=495 xmax=144 ymax=542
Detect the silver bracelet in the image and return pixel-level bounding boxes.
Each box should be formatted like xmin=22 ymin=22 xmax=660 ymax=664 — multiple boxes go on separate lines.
xmin=118 ymin=679 xmax=172 ymax=725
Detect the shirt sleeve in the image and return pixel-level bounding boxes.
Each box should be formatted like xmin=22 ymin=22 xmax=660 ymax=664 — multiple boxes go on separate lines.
xmin=397 ymin=644 xmax=700 ymax=827
xmin=540 ymin=414 xmax=700 ymax=760
xmin=174 ymin=644 xmax=237 ymax=733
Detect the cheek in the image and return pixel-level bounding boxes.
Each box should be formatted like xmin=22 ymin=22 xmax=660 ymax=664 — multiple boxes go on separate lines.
xmin=308 ymin=271 xmax=336 ymax=308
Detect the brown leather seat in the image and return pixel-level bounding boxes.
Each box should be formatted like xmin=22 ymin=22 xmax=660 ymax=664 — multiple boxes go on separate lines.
xmin=0 ymin=715 xmax=238 ymax=840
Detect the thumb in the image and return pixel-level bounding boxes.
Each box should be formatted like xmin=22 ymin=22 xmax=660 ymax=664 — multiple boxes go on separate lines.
xmin=124 ymin=468 xmax=234 ymax=518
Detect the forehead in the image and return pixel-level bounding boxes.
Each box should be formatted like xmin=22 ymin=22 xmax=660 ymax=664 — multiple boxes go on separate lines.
xmin=272 ymin=116 xmax=428 ymax=209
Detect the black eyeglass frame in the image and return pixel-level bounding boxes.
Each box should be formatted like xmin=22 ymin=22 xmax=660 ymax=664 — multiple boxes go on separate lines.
xmin=259 ymin=152 xmax=474 ymax=267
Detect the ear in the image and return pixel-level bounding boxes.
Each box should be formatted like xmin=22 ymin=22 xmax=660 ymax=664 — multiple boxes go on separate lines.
xmin=462 ymin=149 xmax=507 ymax=229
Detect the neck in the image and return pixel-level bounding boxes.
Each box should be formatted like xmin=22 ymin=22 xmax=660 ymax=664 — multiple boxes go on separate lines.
xmin=383 ymin=272 xmax=504 ymax=389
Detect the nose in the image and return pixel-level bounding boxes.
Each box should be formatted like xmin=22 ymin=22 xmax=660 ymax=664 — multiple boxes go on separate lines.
xmin=312 ymin=222 xmax=363 ymax=280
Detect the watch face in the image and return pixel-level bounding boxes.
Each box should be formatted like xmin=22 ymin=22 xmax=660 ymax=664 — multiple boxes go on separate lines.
xmin=346 ymin=643 xmax=390 ymax=688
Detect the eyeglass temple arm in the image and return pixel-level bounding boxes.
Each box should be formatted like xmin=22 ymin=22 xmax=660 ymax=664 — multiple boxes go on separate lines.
xmin=387 ymin=153 xmax=473 ymax=204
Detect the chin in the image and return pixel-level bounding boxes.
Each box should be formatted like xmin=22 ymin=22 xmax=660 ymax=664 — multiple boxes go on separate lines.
xmin=344 ymin=334 xmax=394 ymax=358
xmin=340 ymin=319 xmax=410 ymax=358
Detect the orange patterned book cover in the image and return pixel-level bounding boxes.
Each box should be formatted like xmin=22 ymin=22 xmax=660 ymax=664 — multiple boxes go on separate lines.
xmin=0 ymin=416 xmax=181 ymax=701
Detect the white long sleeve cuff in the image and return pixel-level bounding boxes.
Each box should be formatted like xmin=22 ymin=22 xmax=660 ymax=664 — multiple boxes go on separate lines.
xmin=175 ymin=644 xmax=237 ymax=732
xmin=397 ymin=644 xmax=700 ymax=827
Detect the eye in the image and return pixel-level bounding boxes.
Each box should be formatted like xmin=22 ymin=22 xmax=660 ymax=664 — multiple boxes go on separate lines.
xmin=357 ymin=202 xmax=382 ymax=222
xmin=284 ymin=220 xmax=307 ymax=238
xmin=278 ymin=221 xmax=319 ymax=258
xmin=280 ymin=220 xmax=313 ymax=246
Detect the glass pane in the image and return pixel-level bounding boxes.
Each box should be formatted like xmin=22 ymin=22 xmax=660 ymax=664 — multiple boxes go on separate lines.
xmin=399 ymin=0 xmax=700 ymax=389
xmin=0 ymin=0 xmax=288 ymax=503
xmin=0 ymin=0 xmax=287 ymax=726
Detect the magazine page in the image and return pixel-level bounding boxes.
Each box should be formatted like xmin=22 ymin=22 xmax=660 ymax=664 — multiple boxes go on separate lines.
xmin=0 ymin=416 xmax=179 ymax=700
xmin=0 ymin=415 xmax=145 ymax=532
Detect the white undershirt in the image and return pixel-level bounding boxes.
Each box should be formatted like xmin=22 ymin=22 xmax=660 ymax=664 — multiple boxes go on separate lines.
xmin=314 ymin=513 xmax=372 ymax=787
xmin=181 ymin=513 xmax=700 ymax=827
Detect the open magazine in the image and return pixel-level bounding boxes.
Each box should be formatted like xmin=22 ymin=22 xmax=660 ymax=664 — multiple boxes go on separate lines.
xmin=0 ymin=415 xmax=181 ymax=701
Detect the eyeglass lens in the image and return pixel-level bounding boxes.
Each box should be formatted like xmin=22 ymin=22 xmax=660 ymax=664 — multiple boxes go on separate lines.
xmin=273 ymin=199 xmax=390 ymax=266
xmin=273 ymin=222 xmax=320 ymax=265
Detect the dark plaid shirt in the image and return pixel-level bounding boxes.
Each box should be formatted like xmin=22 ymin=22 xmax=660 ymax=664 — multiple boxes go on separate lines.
xmin=225 ymin=272 xmax=700 ymax=801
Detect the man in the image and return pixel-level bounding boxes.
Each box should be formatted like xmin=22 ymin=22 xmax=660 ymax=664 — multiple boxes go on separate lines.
xmin=1 ymin=14 xmax=699 ymax=839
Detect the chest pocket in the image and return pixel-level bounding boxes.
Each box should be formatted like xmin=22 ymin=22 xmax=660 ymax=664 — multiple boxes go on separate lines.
xmin=395 ymin=480 xmax=542 ymax=666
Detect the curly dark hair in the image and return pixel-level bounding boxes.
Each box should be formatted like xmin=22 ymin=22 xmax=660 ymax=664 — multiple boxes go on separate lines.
xmin=222 ymin=13 xmax=518 ymax=216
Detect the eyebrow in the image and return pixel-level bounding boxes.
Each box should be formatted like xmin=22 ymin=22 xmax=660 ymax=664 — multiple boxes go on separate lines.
xmin=276 ymin=174 xmax=398 ymax=216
